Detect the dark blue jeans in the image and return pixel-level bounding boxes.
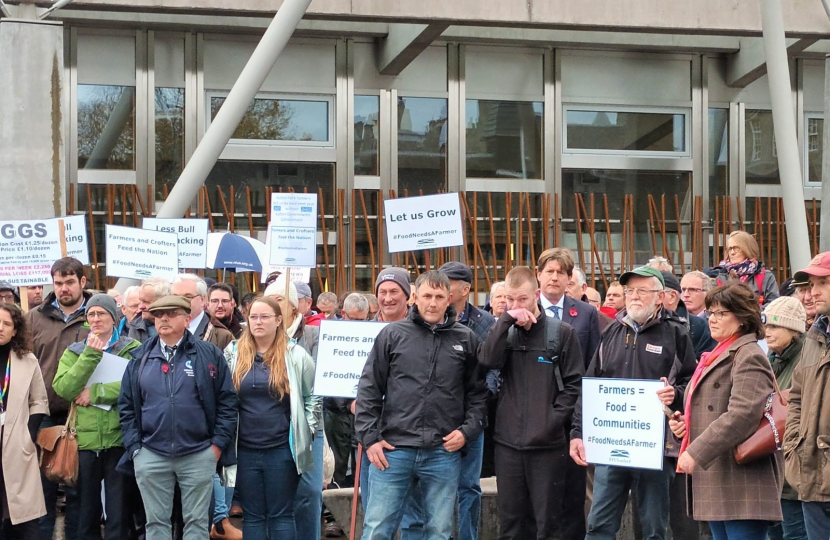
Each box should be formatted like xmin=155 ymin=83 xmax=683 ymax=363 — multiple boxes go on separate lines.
xmin=801 ymin=501 xmax=830 ymax=540
xmin=769 ymin=499 xmax=807 ymax=540
xmin=294 ymin=429 xmax=324 ymax=540
xmin=586 ymin=461 xmax=674 ymax=540
xmin=707 ymin=520 xmax=770 ymax=540
xmin=237 ymin=445 xmax=300 ymax=540
xmin=39 ymin=415 xmax=80 ymax=540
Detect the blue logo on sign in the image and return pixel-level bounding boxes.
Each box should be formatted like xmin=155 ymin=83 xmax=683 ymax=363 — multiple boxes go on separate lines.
xmin=300 ymin=206 xmax=313 ymax=212
xmin=273 ymin=205 xmax=281 ymax=212
xmin=610 ymin=449 xmax=630 ymax=459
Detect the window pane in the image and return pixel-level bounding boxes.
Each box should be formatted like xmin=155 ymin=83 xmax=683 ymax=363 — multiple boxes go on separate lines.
xmin=709 ymin=108 xmax=729 ymax=215
xmin=566 ymin=110 xmax=685 ymax=152
xmin=466 ymin=100 xmax=543 ymax=179
xmin=355 ymin=95 xmax=380 ymax=176
xmin=77 ymin=85 xmax=136 ymax=170
xmin=562 ymin=169 xmax=692 ymax=267
xmin=807 ymin=117 xmax=823 ymax=184
xmin=210 ymin=96 xmax=329 ymax=142
xmin=398 ymin=97 xmax=447 ymax=194
xmin=155 ymin=88 xmax=185 ymax=200
xmin=745 ymin=110 xmax=779 ymax=184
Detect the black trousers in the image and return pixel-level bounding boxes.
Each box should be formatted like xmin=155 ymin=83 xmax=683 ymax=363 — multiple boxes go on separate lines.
xmin=78 ymin=448 xmax=128 ymax=540
xmin=0 ymin=519 xmax=39 ymax=540
xmin=560 ymin=453 xmax=587 ymax=540
xmin=324 ymin=410 xmax=354 ymax=487
xmin=495 ymin=443 xmax=570 ymax=540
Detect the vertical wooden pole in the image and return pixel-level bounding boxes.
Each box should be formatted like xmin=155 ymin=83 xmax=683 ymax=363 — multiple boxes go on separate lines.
xmin=487 ymin=193 xmax=498 ymax=282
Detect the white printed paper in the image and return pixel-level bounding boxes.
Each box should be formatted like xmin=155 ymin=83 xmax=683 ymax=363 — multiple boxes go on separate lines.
xmin=384 ymin=193 xmax=464 ymax=253
xmin=581 ymin=378 xmax=666 ymax=471
xmin=86 ymin=351 xmax=130 ymax=411
xmin=142 ymin=218 xmax=209 ymax=270
xmin=105 ymin=224 xmax=178 ymax=282
xmin=269 ymin=193 xmax=318 ymax=268
xmin=312 ymin=320 xmax=388 ymax=398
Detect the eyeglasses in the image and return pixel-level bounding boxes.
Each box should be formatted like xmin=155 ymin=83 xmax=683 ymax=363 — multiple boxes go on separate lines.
xmin=680 ymin=287 xmax=704 ymax=294
xmin=86 ymin=311 xmax=111 ymax=320
xmin=154 ymin=309 xmax=186 ymax=318
xmin=209 ymin=299 xmax=232 ymax=305
xmin=726 ymin=246 xmax=741 ymax=252
xmin=248 ymin=314 xmax=277 ymax=323
xmin=0 ymin=293 xmax=14 ymax=302
xmin=704 ymin=309 xmax=731 ymax=321
xmin=623 ymin=288 xmax=662 ymax=298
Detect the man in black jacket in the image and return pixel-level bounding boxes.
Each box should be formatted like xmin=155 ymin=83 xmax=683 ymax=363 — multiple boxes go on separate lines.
xmin=570 ymin=266 xmax=696 ymax=540
xmin=355 ymin=271 xmax=487 ymax=540
xmin=118 ymin=295 xmax=237 ymax=540
xmin=479 ymin=266 xmax=585 ymax=539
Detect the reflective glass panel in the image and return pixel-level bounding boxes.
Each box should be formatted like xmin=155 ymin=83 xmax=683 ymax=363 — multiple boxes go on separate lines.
xmin=709 ymin=108 xmax=729 ymax=215
xmin=566 ymin=110 xmax=685 ymax=152
xmin=77 ymin=85 xmax=136 ymax=170
xmin=466 ymin=100 xmax=543 ymax=179
xmin=397 ymin=97 xmax=447 ymax=195
xmin=745 ymin=110 xmax=779 ymax=184
xmin=807 ymin=117 xmax=823 ymax=184
xmin=355 ymin=95 xmax=380 ymax=176
xmin=210 ymin=96 xmax=330 ymax=142
xmin=155 ymin=88 xmax=185 ymax=200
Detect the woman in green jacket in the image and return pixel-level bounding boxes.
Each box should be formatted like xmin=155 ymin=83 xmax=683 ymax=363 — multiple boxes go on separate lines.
xmin=763 ymin=296 xmax=808 ymax=540
xmin=53 ymin=294 xmax=141 ymax=540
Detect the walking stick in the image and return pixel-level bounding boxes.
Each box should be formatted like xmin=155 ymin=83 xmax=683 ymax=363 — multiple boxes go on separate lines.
xmin=350 ymin=444 xmax=363 ymax=540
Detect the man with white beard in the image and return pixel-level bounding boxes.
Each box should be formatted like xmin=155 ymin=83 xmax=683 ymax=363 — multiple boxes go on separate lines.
xmin=569 ymin=266 xmax=697 ymax=540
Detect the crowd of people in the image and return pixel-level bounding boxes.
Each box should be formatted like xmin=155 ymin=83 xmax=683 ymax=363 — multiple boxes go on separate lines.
xmin=0 ymin=227 xmax=827 ymax=540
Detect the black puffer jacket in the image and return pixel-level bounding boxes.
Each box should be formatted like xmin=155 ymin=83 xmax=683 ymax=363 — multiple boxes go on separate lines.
xmin=355 ymin=305 xmax=487 ymax=449
xmin=478 ymin=307 xmax=584 ymax=450
xmin=571 ymin=307 xmax=696 ymax=439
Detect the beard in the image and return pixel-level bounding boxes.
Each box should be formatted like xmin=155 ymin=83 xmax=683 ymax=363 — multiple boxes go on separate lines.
xmin=627 ymin=297 xmax=659 ymax=324
xmin=58 ymin=291 xmax=82 ymax=308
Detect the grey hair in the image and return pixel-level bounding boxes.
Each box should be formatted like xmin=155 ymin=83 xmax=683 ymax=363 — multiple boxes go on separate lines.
xmin=140 ymin=277 xmax=171 ymax=298
xmin=317 ymin=291 xmax=338 ymax=305
xmin=683 ymin=270 xmax=714 ymax=292
xmin=173 ymin=273 xmax=207 ymax=296
xmin=647 ymin=256 xmax=673 ymax=272
xmin=490 ymin=281 xmax=505 ymax=295
xmin=342 ymin=292 xmax=369 ymax=313
xmin=572 ymin=267 xmax=587 ymax=288
xmin=123 ymin=285 xmax=140 ymax=300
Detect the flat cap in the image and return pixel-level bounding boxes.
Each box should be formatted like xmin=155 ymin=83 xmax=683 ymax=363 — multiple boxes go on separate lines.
xmin=148 ymin=295 xmax=192 ymax=314
xmin=439 ymin=261 xmax=474 ymax=283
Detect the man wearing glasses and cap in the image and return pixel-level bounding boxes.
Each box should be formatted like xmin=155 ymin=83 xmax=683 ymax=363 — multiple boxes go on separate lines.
xmin=118 ymin=295 xmax=237 ymax=540
xmin=0 ymin=282 xmax=19 ymax=305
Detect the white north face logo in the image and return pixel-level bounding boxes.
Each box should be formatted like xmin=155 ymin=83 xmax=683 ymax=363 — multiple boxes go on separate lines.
xmin=453 ymin=345 xmax=463 ymax=352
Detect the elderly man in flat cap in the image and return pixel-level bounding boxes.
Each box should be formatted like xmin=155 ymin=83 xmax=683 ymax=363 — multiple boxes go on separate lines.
xmin=118 ymin=295 xmax=237 ymax=540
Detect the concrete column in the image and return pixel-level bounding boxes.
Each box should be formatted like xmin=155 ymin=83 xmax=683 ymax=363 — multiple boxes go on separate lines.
xmin=760 ymin=0 xmax=812 ymax=271
xmin=0 ymin=19 xmax=65 ymax=219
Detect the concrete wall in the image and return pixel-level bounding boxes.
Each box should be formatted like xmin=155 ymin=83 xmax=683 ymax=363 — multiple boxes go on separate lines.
xmin=59 ymin=0 xmax=830 ymax=36
xmin=0 ymin=20 xmax=65 ymax=220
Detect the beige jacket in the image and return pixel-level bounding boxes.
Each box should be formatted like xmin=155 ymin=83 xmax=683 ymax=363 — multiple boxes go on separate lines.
xmin=3 ymin=351 xmax=50 ymax=524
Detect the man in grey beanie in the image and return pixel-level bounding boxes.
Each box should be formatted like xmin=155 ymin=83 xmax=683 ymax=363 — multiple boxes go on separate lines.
xmin=374 ymin=267 xmax=411 ymax=322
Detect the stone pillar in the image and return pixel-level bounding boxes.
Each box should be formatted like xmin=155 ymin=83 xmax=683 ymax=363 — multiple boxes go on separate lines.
xmin=0 ymin=18 xmax=65 ymax=220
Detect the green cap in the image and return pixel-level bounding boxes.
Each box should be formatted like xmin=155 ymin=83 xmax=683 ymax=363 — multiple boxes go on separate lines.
xmin=619 ymin=266 xmax=665 ymax=287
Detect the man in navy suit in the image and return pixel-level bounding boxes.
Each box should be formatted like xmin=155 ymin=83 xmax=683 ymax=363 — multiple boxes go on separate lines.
xmin=536 ymin=247 xmax=601 ymax=540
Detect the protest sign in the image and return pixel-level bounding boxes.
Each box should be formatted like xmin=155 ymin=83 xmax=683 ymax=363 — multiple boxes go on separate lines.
xmin=62 ymin=215 xmax=90 ymax=265
xmin=581 ymin=377 xmax=666 ymax=471
xmin=105 ymin=224 xmax=178 ymax=282
xmin=268 ymin=193 xmax=318 ymax=268
xmin=261 ymin=227 xmax=313 ymax=283
xmin=384 ymin=192 xmax=464 ymax=253
xmin=313 ymin=320 xmax=388 ymax=398
xmin=0 ymin=218 xmax=66 ymax=286
xmin=142 ymin=218 xmax=209 ymax=269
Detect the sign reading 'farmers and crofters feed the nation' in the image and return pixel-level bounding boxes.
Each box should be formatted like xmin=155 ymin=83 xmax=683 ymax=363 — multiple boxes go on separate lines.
xmin=105 ymin=224 xmax=179 ymax=282
xmin=269 ymin=193 xmax=318 ymax=268
xmin=581 ymin=377 xmax=666 ymax=471
xmin=142 ymin=218 xmax=209 ymax=270
xmin=0 ymin=217 xmax=90 ymax=286
xmin=384 ymin=192 xmax=464 ymax=253
xmin=312 ymin=320 xmax=388 ymax=399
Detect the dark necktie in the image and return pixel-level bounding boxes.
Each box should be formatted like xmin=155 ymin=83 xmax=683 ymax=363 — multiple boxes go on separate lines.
xmin=548 ymin=305 xmax=560 ymax=320
xmin=164 ymin=345 xmax=177 ymax=362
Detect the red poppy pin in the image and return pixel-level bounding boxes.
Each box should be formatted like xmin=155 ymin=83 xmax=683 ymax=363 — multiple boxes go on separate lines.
xmin=208 ymin=364 xmax=217 ymax=378
xmin=569 ymin=308 xmax=578 ymax=318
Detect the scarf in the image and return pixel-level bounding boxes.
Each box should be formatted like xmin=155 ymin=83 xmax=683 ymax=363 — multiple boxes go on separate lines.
xmin=286 ymin=313 xmax=303 ymax=342
xmin=677 ymin=335 xmax=738 ymax=470
xmin=718 ymin=258 xmax=761 ymax=284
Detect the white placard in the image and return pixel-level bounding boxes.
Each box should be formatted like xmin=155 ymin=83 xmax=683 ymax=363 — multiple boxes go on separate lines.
xmin=105 ymin=224 xmax=179 ymax=282
xmin=261 ymin=227 xmax=313 ymax=283
xmin=85 ymin=351 xmax=130 ymax=411
xmin=269 ymin=193 xmax=318 ymax=268
xmin=313 ymin=320 xmax=388 ymax=398
xmin=581 ymin=378 xmax=666 ymax=471
xmin=142 ymin=218 xmax=209 ymax=270
xmin=384 ymin=193 xmax=464 ymax=253
xmin=0 ymin=219 xmax=64 ymax=286
xmin=62 ymin=215 xmax=90 ymax=265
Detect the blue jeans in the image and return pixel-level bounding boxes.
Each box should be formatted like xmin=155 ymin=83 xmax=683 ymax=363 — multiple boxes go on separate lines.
xmin=237 ymin=445 xmax=300 ymax=540
xmin=587 ymin=461 xmax=674 ymax=540
xmin=708 ymin=520 xmax=769 ymax=540
xmin=39 ymin=415 xmax=80 ymax=540
xmin=801 ymin=501 xmax=830 ymax=540
xmin=361 ymin=446 xmax=461 ymax=540
xmin=400 ymin=433 xmax=484 ymax=540
xmin=212 ymin=473 xmax=233 ymax=524
xmin=769 ymin=499 xmax=807 ymax=540
xmin=360 ymin=450 xmax=371 ymax=514
xmin=294 ymin=429 xmax=324 ymax=540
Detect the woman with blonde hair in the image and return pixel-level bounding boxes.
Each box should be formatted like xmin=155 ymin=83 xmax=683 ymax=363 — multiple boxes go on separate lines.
xmin=714 ymin=230 xmax=778 ymax=307
xmin=223 ymin=296 xmax=321 ymax=540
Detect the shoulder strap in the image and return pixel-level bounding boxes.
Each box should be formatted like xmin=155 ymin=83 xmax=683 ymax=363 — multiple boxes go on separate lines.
xmin=545 ymin=317 xmax=565 ymax=392
xmin=755 ymin=272 xmax=765 ymax=305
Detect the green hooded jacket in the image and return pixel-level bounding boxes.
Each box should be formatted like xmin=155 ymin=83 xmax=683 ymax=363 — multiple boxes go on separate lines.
xmin=53 ymin=336 xmax=141 ymax=451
